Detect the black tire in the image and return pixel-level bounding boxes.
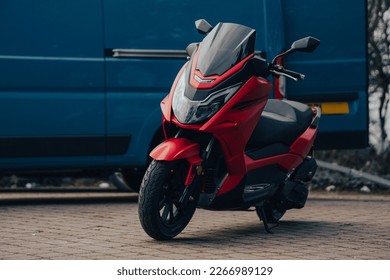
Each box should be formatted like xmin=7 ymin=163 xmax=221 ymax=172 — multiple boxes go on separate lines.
xmin=255 ymin=200 xmax=286 ymax=224
xmin=138 ymin=160 xmax=199 ymax=240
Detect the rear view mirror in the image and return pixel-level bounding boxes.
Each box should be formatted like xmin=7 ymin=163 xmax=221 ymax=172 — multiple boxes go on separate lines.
xmin=291 ymin=36 xmax=320 ymax=53
xmin=186 ymin=42 xmax=198 ymax=57
xmin=195 ymin=19 xmax=213 ymax=35
xmin=271 ymin=36 xmax=320 ymax=64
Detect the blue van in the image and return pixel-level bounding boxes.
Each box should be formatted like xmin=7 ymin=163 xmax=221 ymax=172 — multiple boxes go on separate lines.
xmin=0 ymin=0 xmax=368 ymax=190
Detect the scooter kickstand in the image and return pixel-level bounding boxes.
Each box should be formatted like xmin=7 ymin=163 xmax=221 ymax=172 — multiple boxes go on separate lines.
xmin=258 ymin=207 xmax=276 ymax=234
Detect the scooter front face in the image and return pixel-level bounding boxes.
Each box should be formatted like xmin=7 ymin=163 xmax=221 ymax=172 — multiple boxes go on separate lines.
xmin=158 ymin=72 xmax=274 ymax=205
xmin=154 ymin=22 xmax=272 ymax=198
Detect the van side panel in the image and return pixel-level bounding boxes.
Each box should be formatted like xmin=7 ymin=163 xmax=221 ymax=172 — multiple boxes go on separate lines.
xmin=0 ymin=0 xmax=366 ymax=173
xmin=0 ymin=0 xmax=106 ymax=169
xmin=281 ymin=0 xmax=368 ymax=149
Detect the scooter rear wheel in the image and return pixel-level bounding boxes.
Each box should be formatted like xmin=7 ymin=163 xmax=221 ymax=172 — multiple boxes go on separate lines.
xmin=138 ymin=160 xmax=199 ymax=240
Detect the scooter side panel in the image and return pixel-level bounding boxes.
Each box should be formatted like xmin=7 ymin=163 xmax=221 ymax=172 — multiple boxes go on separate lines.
xmin=290 ymin=126 xmax=318 ymax=156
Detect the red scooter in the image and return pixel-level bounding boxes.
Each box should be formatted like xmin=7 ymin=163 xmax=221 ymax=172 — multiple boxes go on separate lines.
xmin=138 ymin=19 xmax=321 ymax=240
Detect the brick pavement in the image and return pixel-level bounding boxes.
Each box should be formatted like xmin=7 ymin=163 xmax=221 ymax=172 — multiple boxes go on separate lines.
xmin=0 ymin=192 xmax=389 ymax=259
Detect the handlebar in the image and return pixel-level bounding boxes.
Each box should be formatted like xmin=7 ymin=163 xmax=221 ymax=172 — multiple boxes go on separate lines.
xmin=269 ymin=64 xmax=305 ymax=81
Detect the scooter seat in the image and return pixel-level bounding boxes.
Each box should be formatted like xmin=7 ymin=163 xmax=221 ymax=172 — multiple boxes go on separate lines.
xmin=246 ymin=99 xmax=312 ymax=149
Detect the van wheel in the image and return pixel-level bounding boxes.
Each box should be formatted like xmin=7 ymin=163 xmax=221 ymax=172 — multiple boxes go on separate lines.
xmin=109 ymin=171 xmax=142 ymax=192
xmin=121 ymin=169 xmax=145 ymax=192
xmin=118 ymin=129 xmax=165 ymax=193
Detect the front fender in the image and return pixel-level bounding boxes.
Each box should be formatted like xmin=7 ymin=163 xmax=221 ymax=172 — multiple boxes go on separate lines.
xmin=149 ymin=138 xmax=202 ymax=165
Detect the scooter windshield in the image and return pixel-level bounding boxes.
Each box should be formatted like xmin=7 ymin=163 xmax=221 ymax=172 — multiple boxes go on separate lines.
xmin=197 ymin=23 xmax=256 ymax=76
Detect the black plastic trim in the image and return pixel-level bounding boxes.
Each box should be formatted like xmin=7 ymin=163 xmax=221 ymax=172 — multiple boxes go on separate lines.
xmin=0 ymin=136 xmax=131 ymax=157
xmin=245 ymin=143 xmax=290 ymax=160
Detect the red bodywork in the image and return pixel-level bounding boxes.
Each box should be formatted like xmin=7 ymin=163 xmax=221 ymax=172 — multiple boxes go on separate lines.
xmin=150 ymin=48 xmax=318 ymax=197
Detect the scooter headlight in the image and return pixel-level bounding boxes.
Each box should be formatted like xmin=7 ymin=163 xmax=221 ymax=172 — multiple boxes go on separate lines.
xmin=172 ymin=72 xmax=241 ymax=124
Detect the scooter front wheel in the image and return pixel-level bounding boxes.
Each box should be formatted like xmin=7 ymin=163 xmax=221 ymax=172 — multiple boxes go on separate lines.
xmin=138 ymin=160 xmax=199 ymax=240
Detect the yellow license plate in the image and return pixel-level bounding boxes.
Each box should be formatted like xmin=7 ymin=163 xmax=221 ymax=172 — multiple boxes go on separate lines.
xmin=308 ymin=102 xmax=349 ymax=115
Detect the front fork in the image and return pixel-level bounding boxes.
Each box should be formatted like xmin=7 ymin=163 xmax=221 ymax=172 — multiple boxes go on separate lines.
xmin=149 ymin=129 xmax=215 ymax=187
xmin=183 ymin=135 xmax=216 ymax=186
xmin=180 ymin=136 xmax=216 ymax=207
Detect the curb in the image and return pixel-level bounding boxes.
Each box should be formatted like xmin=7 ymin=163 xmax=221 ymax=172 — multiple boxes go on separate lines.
xmin=0 ymin=192 xmax=139 ymax=206
xmin=308 ymin=191 xmax=390 ymax=202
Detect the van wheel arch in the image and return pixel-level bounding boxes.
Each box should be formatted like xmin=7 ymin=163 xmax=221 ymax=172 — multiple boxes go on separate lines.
xmin=117 ymin=127 xmax=165 ymax=192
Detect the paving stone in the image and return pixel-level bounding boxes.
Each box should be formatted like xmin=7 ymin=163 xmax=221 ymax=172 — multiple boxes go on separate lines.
xmin=0 ymin=192 xmax=389 ymax=259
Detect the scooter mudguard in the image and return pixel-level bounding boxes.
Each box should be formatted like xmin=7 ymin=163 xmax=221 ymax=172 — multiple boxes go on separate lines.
xmin=149 ymin=138 xmax=202 ymax=165
xmin=150 ymin=138 xmax=202 ymax=186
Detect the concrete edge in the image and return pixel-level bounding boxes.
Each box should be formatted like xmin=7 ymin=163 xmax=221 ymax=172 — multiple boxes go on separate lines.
xmin=0 ymin=192 xmax=139 ymax=206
